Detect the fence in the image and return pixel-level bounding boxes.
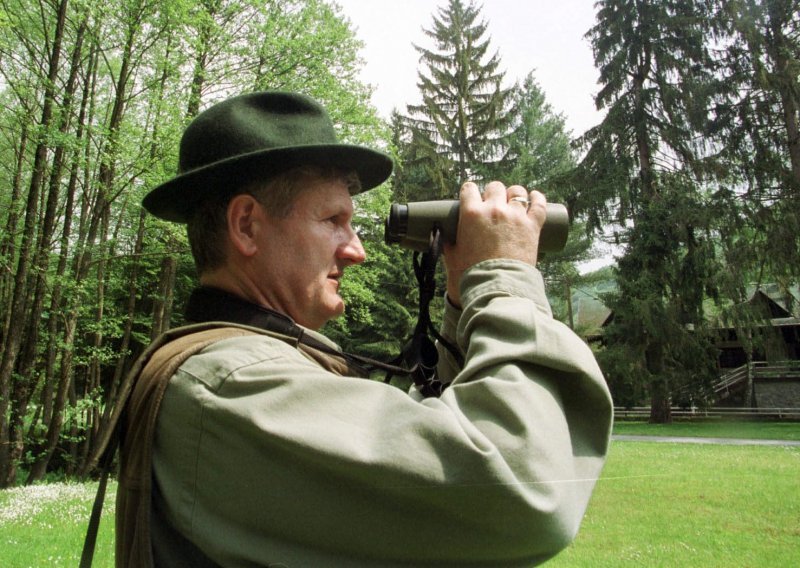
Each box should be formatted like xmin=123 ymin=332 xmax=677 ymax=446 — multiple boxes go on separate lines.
xmin=614 ymin=406 xmax=800 ymax=420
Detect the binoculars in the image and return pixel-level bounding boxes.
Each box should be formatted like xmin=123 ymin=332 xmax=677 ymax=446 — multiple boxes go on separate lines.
xmin=385 ymin=200 xmax=570 ymax=253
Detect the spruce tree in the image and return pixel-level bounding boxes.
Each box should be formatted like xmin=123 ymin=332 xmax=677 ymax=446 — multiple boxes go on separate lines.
xmin=711 ymin=0 xmax=800 ymax=294
xmin=505 ymin=73 xmax=597 ymax=327
xmin=507 ymin=73 xmax=577 ymax=187
xmin=399 ymin=0 xmax=513 ymax=199
xmin=575 ymin=0 xmax=724 ymax=422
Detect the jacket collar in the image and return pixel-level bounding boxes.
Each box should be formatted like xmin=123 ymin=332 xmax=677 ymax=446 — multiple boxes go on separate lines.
xmin=185 ymin=286 xmax=305 ymax=341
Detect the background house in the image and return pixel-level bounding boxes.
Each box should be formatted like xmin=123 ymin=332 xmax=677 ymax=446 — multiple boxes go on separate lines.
xmin=712 ymin=286 xmax=800 ymax=408
xmin=570 ymin=282 xmax=800 ymax=409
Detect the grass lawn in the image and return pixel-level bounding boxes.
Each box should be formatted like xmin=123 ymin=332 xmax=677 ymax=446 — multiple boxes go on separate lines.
xmin=0 ymin=423 xmax=797 ymax=567
xmin=0 ymin=481 xmax=115 ymax=567
xmin=549 ymin=441 xmax=799 ymax=567
xmin=613 ymin=420 xmax=800 ymax=441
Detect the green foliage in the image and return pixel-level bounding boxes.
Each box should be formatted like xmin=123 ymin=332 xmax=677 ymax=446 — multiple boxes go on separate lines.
xmin=599 ymin=189 xmax=724 ymax=406
xmin=507 ymin=73 xmax=576 ymax=188
xmin=1 ymin=0 xmax=798 ymax=481
xmin=566 ymin=0 xmax=780 ymax=417
xmin=0 ymin=0 xmax=399 ymax=484
xmin=709 ymin=0 xmax=800 ymax=286
xmin=399 ymin=0 xmax=515 ymax=196
xmin=391 ymin=110 xmax=455 ymax=201
xmin=504 ymin=72 xmax=598 ymax=322
xmin=394 ymin=4 xmax=593 ymax=333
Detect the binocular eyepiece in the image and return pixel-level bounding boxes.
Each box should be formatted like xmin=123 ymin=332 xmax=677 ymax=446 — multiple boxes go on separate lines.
xmin=384 ymin=200 xmax=569 ymax=253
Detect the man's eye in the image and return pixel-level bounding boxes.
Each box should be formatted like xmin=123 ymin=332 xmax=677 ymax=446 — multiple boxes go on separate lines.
xmin=327 ymin=213 xmax=352 ymax=225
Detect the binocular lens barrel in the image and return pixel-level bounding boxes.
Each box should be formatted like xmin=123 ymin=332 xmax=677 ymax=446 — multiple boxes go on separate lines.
xmin=385 ymin=200 xmax=569 ymax=253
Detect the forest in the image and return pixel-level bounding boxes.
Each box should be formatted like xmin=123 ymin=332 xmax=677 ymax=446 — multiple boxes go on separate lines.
xmin=0 ymin=0 xmax=797 ymax=486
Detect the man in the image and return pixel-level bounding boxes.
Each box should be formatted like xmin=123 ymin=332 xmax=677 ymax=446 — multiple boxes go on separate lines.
xmin=123 ymin=91 xmax=613 ymax=567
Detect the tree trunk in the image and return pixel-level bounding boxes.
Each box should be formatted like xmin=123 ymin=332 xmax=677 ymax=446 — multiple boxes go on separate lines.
xmin=26 ymin=37 xmax=96 ymax=483
xmin=565 ymin=280 xmax=574 ymax=330
xmin=88 ymin=210 xmax=146 ymax=468
xmin=73 ymin=7 xmax=140 ymax=474
xmin=150 ymin=255 xmax=177 ymax=339
xmin=79 ymin=208 xmax=110 ymax=473
xmin=10 ymin=12 xmax=87 ymax=484
xmin=0 ymin=122 xmax=29 ymax=344
xmin=631 ymin=39 xmax=672 ymax=424
xmin=647 ymin=341 xmax=672 ymax=423
xmin=186 ymin=1 xmax=216 ymax=119
xmin=82 ymin=35 xmax=177 ymax=475
xmin=0 ymin=0 xmax=69 ymax=487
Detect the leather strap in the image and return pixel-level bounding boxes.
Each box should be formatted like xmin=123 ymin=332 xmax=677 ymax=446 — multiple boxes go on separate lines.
xmin=81 ymin=325 xmax=257 ymax=568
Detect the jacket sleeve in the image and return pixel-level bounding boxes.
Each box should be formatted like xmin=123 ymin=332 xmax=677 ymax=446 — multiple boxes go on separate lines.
xmin=152 ymin=259 xmax=613 ymax=567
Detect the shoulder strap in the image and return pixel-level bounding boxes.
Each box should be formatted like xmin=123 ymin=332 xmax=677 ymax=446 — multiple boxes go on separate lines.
xmin=80 ymin=318 xmax=417 ymax=566
xmin=81 ymin=325 xmax=257 ymax=568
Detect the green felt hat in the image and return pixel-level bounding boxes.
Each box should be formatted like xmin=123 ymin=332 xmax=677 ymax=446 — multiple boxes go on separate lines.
xmin=142 ymin=91 xmax=393 ymax=222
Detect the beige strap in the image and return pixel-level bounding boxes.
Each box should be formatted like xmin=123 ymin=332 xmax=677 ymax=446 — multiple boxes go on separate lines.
xmin=116 ymin=326 xmax=256 ymax=568
xmin=83 ymin=325 xmax=256 ymax=568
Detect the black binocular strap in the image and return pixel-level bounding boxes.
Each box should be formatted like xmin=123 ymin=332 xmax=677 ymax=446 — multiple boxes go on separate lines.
xmin=384 ymin=230 xmax=462 ymax=397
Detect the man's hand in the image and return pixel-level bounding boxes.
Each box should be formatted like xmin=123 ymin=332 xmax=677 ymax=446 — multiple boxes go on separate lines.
xmin=443 ymin=181 xmax=547 ymax=307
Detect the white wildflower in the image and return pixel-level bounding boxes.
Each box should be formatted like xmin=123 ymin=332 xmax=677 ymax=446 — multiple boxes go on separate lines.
xmin=0 ymin=481 xmax=115 ymax=527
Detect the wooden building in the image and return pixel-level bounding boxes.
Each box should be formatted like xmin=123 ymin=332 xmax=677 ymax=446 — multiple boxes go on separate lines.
xmin=570 ymin=284 xmax=800 ymax=409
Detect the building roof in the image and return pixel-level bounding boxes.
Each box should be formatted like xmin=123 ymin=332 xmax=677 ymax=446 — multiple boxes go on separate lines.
xmin=570 ymin=281 xmax=800 ymax=339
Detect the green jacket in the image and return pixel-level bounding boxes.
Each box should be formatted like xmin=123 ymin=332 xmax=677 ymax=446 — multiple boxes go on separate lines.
xmin=149 ymin=259 xmax=613 ymax=567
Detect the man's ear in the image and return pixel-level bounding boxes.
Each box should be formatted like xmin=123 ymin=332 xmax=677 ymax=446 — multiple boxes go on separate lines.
xmin=226 ymin=194 xmax=264 ymax=257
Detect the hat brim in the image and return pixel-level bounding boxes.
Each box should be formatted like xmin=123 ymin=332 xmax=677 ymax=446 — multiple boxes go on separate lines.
xmin=143 ymin=144 xmax=393 ymax=223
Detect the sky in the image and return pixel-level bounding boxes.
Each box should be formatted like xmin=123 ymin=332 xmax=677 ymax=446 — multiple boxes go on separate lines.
xmin=333 ymin=0 xmax=604 ymax=137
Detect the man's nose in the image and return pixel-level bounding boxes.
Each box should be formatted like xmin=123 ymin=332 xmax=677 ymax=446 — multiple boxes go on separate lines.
xmin=340 ymin=227 xmax=366 ymax=265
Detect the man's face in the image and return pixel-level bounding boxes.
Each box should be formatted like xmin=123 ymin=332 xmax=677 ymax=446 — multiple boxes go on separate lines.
xmin=254 ymin=178 xmax=366 ymax=330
